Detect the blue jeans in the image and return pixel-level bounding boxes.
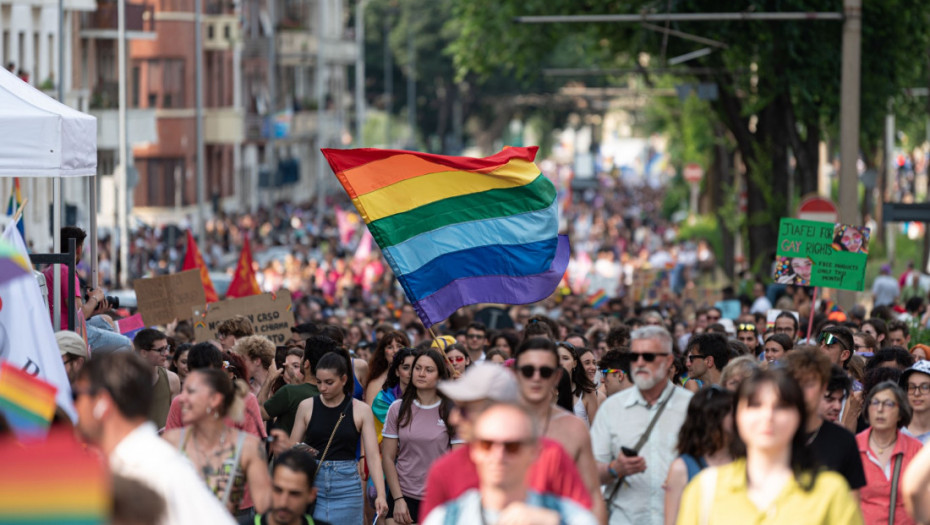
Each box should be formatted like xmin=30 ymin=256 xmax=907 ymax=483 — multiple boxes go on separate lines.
xmin=314 ymin=460 xmax=363 ymax=525
xmin=87 ymin=316 xmax=133 ymax=354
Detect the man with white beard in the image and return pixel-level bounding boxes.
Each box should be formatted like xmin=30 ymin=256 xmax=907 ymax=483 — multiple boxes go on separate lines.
xmin=590 ymin=326 xmax=692 ymax=525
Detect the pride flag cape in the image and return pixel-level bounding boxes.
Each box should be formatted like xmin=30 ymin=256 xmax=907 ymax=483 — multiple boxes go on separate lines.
xmin=323 ymin=146 xmax=570 ymax=328
xmin=0 ymin=429 xmax=109 ymax=524
xmin=0 ymin=361 xmax=57 ymax=440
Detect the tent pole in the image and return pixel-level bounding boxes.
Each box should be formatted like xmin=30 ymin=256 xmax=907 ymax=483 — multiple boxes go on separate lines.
xmin=53 ymin=178 xmax=61 ymax=331
xmin=89 ymin=176 xmax=97 ymax=289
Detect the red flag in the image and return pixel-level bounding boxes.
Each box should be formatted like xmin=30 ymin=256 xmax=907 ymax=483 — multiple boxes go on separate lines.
xmin=226 ymin=235 xmax=261 ymax=298
xmin=181 ymin=230 xmax=219 ymax=302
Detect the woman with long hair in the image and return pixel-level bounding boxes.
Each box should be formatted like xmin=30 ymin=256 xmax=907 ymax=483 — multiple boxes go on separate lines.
xmin=664 ymin=386 xmax=735 ymax=524
xmin=556 ymin=342 xmax=598 ymax=425
xmin=676 ymin=368 xmax=862 ymax=524
xmin=290 ymin=349 xmax=389 ymax=524
xmin=444 ymin=344 xmax=471 ymax=377
xmin=856 ymin=381 xmax=922 ymax=524
xmin=382 ymin=349 xmax=461 ymax=525
xmin=372 ymin=347 xmax=417 ymax=441
xmin=169 ymin=343 xmax=192 ymax=383
xmin=162 ymin=368 xmax=272 ymax=519
xmin=365 ymin=331 xmax=411 ymax=405
xmin=763 ymin=333 xmax=794 ymax=364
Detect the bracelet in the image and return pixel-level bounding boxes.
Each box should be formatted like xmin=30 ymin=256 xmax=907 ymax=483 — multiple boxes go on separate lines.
xmin=607 ymin=463 xmax=619 ymax=479
xmin=394 ymin=496 xmax=405 ymax=502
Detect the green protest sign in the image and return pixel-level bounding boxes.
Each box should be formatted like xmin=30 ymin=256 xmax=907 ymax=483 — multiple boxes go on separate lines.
xmin=774 ymin=218 xmax=870 ymax=291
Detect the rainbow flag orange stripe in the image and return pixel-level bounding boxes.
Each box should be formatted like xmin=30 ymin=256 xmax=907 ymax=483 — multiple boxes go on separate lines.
xmin=0 ymin=430 xmax=109 ymax=523
xmin=0 ymin=362 xmax=57 ymax=440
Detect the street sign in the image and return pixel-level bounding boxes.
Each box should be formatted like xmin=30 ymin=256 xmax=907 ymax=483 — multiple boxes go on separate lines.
xmin=797 ymin=195 xmax=839 ymax=223
xmin=683 ymin=163 xmax=704 ymax=183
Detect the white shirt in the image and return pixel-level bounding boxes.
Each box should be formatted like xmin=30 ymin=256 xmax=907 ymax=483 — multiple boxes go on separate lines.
xmin=590 ymin=382 xmax=692 ymax=525
xmin=750 ymin=296 xmax=772 ymax=315
xmin=110 ymin=422 xmax=237 ymax=525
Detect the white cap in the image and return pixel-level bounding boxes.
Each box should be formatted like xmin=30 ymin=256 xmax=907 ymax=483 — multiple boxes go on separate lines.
xmin=438 ymin=362 xmax=519 ymax=403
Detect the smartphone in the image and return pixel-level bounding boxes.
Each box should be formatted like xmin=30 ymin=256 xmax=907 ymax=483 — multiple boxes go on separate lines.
xmin=620 ymin=446 xmax=638 ymax=457
xmin=275 ymin=346 xmax=288 ymax=369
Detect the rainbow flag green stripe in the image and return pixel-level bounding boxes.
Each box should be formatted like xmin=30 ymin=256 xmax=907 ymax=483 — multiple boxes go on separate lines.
xmin=368 ymin=174 xmax=556 ymax=248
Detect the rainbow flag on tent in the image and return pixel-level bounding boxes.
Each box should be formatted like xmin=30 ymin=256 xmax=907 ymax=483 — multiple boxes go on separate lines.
xmin=5 ymin=178 xmax=24 ymax=238
xmin=0 ymin=361 xmax=58 ymax=440
xmin=323 ymin=146 xmax=569 ymax=327
xmin=0 ymin=429 xmax=109 ymax=524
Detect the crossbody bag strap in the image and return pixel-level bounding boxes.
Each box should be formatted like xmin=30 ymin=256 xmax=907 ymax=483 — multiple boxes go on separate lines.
xmin=313 ymin=398 xmax=352 ymax=478
xmin=889 ymin=453 xmax=903 ymax=525
xmin=221 ymin=431 xmax=248 ymax=506
xmin=699 ymin=466 xmax=718 ymax=525
xmin=605 ymin=387 xmax=676 ymax=510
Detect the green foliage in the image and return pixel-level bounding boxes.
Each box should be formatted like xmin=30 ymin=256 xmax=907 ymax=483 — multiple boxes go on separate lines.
xmin=678 ymin=215 xmax=724 ymax=263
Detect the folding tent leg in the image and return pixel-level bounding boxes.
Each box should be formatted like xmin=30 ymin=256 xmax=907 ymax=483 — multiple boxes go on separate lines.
xmin=53 ymin=177 xmax=61 ymax=332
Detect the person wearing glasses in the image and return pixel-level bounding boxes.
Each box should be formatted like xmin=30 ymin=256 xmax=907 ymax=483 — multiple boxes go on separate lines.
xmin=513 ymin=337 xmax=607 ymax=523
xmin=856 ymin=382 xmax=922 ymax=524
xmin=783 ymin=349 xmax=866 ymax=497
xmin=444 ymin=344 xmax=472 ymax=377
xmin=818 ymin=325 xmax=855 ymax=371
xmin=735 ymin=323 xmax=760 ymax=357
xmin=705 ymin=307 xmax=723 ymax=324
xmin=682 ymin=333 xmax=730 ymax=393
xmin=134 ymin=328 xmax=181 ymax=430
xmin=463 ymin=322 xmax=489 ymax=363
xmin=423 ymin=403 xmax=597 ymax=525
xmin=591 ymin=326 xmax=692 ymax=525
xmin=900 ymin=361 xmax=930 ymax=444
xmin=598 ymin=349 xmax=633 ymax=398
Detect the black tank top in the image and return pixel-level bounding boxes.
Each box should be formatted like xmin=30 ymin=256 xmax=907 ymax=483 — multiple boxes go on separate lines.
xmin=303 ymin=396 xmax=359 ymax=461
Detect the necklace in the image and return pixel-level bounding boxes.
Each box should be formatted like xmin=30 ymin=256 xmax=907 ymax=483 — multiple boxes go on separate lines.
xmin=870 ymin=433 xmax=896 ymax=454
xmin=191 ymin=426 xmax=228 ymax=460
xmin=805 ymin=423 xmax=822 ymax=446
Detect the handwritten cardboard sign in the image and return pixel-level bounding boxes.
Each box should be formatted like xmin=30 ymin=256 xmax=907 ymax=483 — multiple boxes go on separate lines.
xmin=133 ymin=270 xmax=207 ymax=326
xmin=774 ymin=218 xmax=869 ymax=291
xmin=192 ymin=290 xmax=295 ymax=344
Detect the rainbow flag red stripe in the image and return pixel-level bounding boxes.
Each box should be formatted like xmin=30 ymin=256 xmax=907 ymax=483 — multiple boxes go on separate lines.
xmin=588 ymin=289 xmax=608 ymax=309
xmin=0 ymin=362 xmax=57 ymax=440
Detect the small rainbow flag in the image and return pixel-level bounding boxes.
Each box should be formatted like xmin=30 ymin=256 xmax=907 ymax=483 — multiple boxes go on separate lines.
xmin=588 ymin=289 xmax=608 ymax=309
xmin=323 ymin=146 xmax=570 ymax=328
xmin=5 ymin=177 xmax=24 ymax=238
xmin=0 ymin=361 xmax=58 ymax=440
xmin=0 ymin=429 xmax=110 ymax=524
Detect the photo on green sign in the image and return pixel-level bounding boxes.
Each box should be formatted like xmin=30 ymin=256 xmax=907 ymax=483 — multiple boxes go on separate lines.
xmin=831 ymin=224 xmax=870 ymax=254
xmin=775 ymin=257 xmax=814 ymax=286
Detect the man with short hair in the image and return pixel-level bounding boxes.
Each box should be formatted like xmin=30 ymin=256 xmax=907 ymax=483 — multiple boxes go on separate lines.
xmin=421 ymin=363 xmax=593 ymax=522
xmin=820 ymin=365 xmax=851 ymax=423
xmin=73 ymin=352 xmax=235 ymax=525
xmin=887 ymin=320 xmax=911 ymax=348
xmin=866 ymin=347 xmax=915 ymax=372
xmin=262 ymin=335 xmax=334 ymax=436
xmin=774 ymin=311 xmax=799 ymax=341
xmin=591 ymin=326 xmax=692 ymax=525
xmin=705 ymin=307 xmax=722 ymax=324
xmin=818 ymin=325 xmax=854 ymax=370
xmin=57 ymin=330 xmax=88 ymax=385
xmin=749 ymin=280 xmax=772 ymax=315
xmin=783 ymin=348 xmax=865 ymax=496
xmin=735 ymin=322 xmax=760 ymax=356
xmin=133 ymin=328 xmax=180 ymax=430
xmin=256 ymin=449 xmax=331 ymax=525
xmin=598 ymin=350 xmax=632 ymax=397
xmin=900 ymin=361 xmax=930 ymax=444
xmin=872 ymin=264 xmax=900 ymax=307
xmin=464 ymin=322 xmax=488 ymax=362
xmin=683 ymin=333 xmax=730 ymax=392
xmin=424 ymin=403 xmax=597 ymax=525
xmin=513 ymin=338 xmax=606 ymax=523
xmin=217 ymin=315 xmax=254 ymax=351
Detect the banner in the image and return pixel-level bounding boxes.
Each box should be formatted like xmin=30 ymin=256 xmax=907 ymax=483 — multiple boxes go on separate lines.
xmin=774 ymin=218 xmax=869 ymax=291
xmin=133 ymin=270 xmax=207 ymax=326
xmin=192 ymin=290 xmax=294 ymax=344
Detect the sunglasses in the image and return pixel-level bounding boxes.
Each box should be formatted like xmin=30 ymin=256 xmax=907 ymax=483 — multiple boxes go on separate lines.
xmin=686 ymin=354 xmax=706 ymax=362
xmin=474 ymin=439 xmax=531 ymax=454
xmin=737 ymin=323 xmax=756 ymax=332
xmin=630 ymin=352 xmax=670 ymax=363
xmin=518 ymin=365 xmax=557 ymax=379
xmin=466 ymin=333 xmax=485 ymax=339
xmin=448 ymin=355 xmax=467 ymax=364
xmin=818 ymin=332 xmax=847 ymax=349
xmin=151 ymin=344 xmax=171 ymax=354
xmin=71 ymin=387 xmax=94 ymax=402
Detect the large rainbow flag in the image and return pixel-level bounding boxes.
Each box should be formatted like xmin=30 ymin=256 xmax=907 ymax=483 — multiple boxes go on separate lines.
xmin=0 ymin=361 xmax=57 ymax=440
xmin=323 ymin=146 xmax=569 ymax=327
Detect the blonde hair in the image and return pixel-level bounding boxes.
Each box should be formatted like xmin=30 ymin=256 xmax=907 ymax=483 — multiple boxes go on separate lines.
xmin=232 ymin=335 xmax=275 ymax=369
xmin=720 ymin=355 xmax=759 ymax=388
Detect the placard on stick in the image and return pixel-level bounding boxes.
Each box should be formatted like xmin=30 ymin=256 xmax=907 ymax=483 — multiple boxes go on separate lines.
xmin=192 ymin=290 xmax=295 ymax=345
xmin=133 ymin=270 xmax=207 ymax=326
xmin=774 ymin=218 xmax=869 ymax=291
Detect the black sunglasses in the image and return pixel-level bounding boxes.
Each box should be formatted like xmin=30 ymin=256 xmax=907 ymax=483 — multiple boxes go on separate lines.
xmin=518 ymin=365 xmax=557 ymax=379
xmin=630 ymin=352 xmax=670 ymax=363
xmin=686 ymin=354 xmax=706 ymax=362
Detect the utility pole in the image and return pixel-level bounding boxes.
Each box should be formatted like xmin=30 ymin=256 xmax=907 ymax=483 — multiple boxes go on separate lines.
xmin=315 ymin=0 xmax=326 ymax=221
xmin=117 ymin=0 xmax=129 ymax=289
xmin=383 ymin=12 xmax=392 ymax=147
xmin=406 ymin=19 xmax=415 ymax=147
xmin=837 ymin=0 xmax=861 ymax=309
xmin=195 ymin=0 xmax=206 ymax=243
xmin=355 ymin=0 xmax=367 ymax=146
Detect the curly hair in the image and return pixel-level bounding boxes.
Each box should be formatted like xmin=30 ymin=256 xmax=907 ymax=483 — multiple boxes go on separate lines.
xmin=676 ymin=386 xmax=734 ymax=457
xmin=231 ymin=335 xmax=275 ymax=370
xmin=368 ymin=330 xmax=410 ymax=383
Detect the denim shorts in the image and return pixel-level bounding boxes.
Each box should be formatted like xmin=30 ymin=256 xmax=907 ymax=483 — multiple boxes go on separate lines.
xmin=313 ymin=460 xmax=363 ymax=525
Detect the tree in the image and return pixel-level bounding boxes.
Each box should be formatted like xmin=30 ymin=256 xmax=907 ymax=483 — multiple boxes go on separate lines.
xmin=449 ymin=0 xmax=930 ymax=268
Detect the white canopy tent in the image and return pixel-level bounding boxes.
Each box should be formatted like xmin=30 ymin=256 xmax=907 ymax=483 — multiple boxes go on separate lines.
xmin=0 ymin=66 xmax=97 ymax=330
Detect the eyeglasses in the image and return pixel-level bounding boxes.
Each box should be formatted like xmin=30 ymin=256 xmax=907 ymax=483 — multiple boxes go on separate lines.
xmin=907 ymin=383 xmax=930 ymax=395
xmin=774 ymin=326 xmax=795 ymax=334
xmin=818 ymin=332 xmax=847 ymax=349
xmin=737 ymin=324 xmax=756 ymax=332
xmin=474 ymin=439 xmax=531 ymax=454
xmin=466 ymin=333 xmax=484 ymax=340
xmin=518 ymin=365 xmax=556 ymax=379
xmin=631 ymin=352 xmax=670 ymax=363
xmin=448 ymin=355 xmax=467 ymax=364
xmin=687 ymin=354 xmax=707 ymax=362
xmin=869 ymin=399 xmax=898 ymax=410
xmin=706 ymin=315 xmax=721 ymax=322
xmin=151 ymin=344 xmax=171 ymax=354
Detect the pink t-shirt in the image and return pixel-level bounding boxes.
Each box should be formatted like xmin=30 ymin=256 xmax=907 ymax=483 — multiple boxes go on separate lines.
xmin=165 ymin=392 xmax=267 ymax=439
xmin=42 ymin=264 xmax=84 ymax=334
xmin=419 ymin=437 xmax=593 ymax=522
xmin=383 ymin=399 xmax=462 ymax=499
xmin=856 ymin=428 xmax=921 ymax=525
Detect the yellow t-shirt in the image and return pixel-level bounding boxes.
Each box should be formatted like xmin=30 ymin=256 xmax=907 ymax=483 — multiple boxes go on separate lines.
xmin=676 ymin=459 xmax=863 ymax=525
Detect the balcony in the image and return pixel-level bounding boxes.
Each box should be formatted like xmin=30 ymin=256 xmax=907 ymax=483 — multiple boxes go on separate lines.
xmin=204 ymin=15 xmax=240 ymax=50
xmin=79 ymin=2 xmax=157 ymax=40
xmin=89 ymin=107 xmax=158 ymax=149
xmin=204 ymin=108 xmax=244 ymax=144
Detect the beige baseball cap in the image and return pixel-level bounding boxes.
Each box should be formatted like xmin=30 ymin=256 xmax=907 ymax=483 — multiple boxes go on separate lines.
xmin=56 ymin=330 xmax=88 ymax=358
xmin=438 ymin=362 xmax=519 ymax=403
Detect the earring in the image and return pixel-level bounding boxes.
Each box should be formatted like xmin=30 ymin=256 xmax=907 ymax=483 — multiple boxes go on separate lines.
xmin=206 ymin=407 xmax=213 ymax=416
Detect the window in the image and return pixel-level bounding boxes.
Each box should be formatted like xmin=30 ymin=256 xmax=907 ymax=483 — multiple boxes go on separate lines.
xmin=142 ymin=59 xmax=185 ymax=108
